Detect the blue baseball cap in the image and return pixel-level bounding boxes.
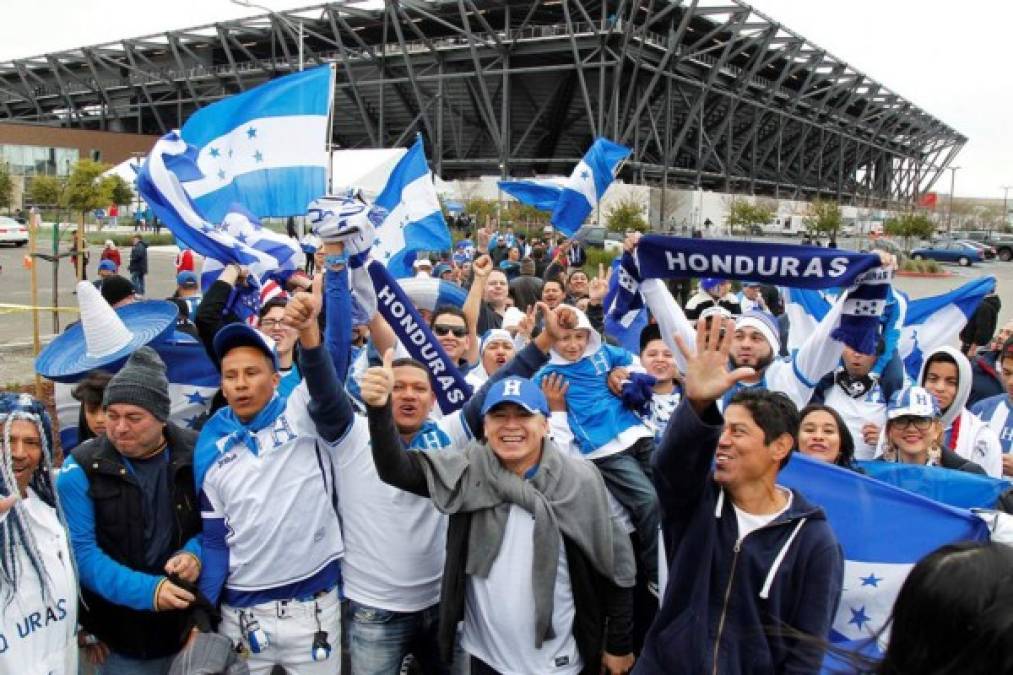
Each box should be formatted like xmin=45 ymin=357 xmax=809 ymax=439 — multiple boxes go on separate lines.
xmin=481 ymin=377 xmax=549 ymax=417
xmin=176 ymin=271 xmax=198 ymax=287
xmin=887 ymin=386 xmax=941 ymax=420
xmin=98 ymin=259 xmax=117 ymax=272
xmin=213 ymin=323 xmax=280 ymax=372
xmin=700 ymin=277 xmax=723 ymax=291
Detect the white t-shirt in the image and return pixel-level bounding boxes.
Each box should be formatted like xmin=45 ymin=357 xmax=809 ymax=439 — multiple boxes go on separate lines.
xmin=201 ymin=383 xmax=345 ymax=595
xmin=0 ymin=491 xmax=78 ymax=675
xmin=732 ymin=489 xmax=793 ymax=541
xmin=462 ymin=504 xmax=582 ymax=675
xmin=822 ymin=379 xmax=888 ymax=460
xmin=335 ymin=413 xmax=471 ymax=612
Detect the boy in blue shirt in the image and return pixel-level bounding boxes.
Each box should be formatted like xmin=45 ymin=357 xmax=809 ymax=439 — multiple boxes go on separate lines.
xmin=534 ymin=306 xmax=659 ymax=588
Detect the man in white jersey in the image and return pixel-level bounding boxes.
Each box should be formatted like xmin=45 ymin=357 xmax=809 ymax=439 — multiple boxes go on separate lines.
xmin=971 ymin=336 xmax=1013 ymax=479
xmin=330 ymin=299 xmax=571 ymax=674
xmin=195 ymin=274 xmax=351 ymax=675
xmin=811 ymin=341 xmax=890 ymax=460
xmin=362 ymin=362 xmax=637 ymax=675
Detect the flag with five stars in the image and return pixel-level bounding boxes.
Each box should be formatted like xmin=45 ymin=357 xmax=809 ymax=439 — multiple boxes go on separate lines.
xmin=778 ymin=454 xmax=989 ymax=648
xmin=179 ymin=64 xmax=334 ymax=222
xmin=550 ymin=137 xmax=631 ymax=237
xmin=372 ymin=136 xmax=452 ymax=278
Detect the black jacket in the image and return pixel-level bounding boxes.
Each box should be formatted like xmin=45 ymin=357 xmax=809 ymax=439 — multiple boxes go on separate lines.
xmin=960 ymin=294 xmax=1000 ymax=348
xmin=72 ymin=423 xmax=202 ymax=659
xmin=128 ymin=241 xmax=148 ymax=275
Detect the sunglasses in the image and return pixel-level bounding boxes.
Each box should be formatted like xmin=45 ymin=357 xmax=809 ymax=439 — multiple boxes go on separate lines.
xmin=890 ymin=415 xmax=933 ymax=431
xmin=433 ymin=324 xmax=467 ymax=338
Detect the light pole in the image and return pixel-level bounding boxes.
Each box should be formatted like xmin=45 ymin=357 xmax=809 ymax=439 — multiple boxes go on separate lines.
xmin=946 ymin=165 xmax=960 ymax=234
xmin=1002 ymin=185 xmax=1013 ymax=231
xmin=230 ymin=0 xmax=303 ymax=71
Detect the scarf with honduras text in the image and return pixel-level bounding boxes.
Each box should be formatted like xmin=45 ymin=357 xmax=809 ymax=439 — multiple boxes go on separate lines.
xmin=609 ymin=235 xmax=892 ymax=355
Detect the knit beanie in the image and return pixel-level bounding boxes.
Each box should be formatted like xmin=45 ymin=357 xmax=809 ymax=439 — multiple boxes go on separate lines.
xmin=103 ymin=346 xmax=171 ymax=420
xmin=100 ymin=275 xmax=137 ymax=306
xmin=735 ymin=310 xmax=781 ymax=353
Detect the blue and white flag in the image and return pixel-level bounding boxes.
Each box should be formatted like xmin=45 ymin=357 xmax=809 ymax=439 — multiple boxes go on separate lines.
xmin=603 ymin=253 xmax=648 ymax=353
xmin=551 ymin=138 xmax=631 ymax=237
xmin=858 ymin=460 xmax=1010 ymax=511
xmin=783 ymin=287 xmax=833 ymax=353
xmin=179 ymin=65 xmax=334 ymax=222
xmin=54 ymin=332 xmax=220 ymax=451
xmin=373 ymin=136 xmax=452 ymax=277
xmin=137 ymin=133 xmax=305 ymax=322
xmin=898 ymin=276 xmax=997 ymax=380
xmin=779 ymin=454 xmax=989 ymax=645
xmin=498 ymin=179 xmax=564 ymax=213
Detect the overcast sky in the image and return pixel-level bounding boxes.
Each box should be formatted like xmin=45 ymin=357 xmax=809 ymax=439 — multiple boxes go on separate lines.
xmin=0 ymin=0 xmax=1007 ymax=199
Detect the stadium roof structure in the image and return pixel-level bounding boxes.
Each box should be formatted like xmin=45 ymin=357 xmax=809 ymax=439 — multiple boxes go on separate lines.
xmin=0 ymin=0 xmax=965 ymax=205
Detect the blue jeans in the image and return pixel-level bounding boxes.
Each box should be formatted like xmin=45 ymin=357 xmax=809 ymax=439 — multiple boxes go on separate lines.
xmin=98 ymin=651 xmax=174 ymax=675
xmin=348 ymin=600 xmax=447 ymax=675
xmin=593 ymin=438 xmax=660 ymax=583
xmin=130 ymin=272 xmax=145 ymax=295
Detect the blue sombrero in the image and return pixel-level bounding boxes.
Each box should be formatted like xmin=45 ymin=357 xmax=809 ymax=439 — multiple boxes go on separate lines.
xmin=398 ymin=277 xmax=467 ymax=312
xmin=36 ymin=281 xmax=178 ymax=383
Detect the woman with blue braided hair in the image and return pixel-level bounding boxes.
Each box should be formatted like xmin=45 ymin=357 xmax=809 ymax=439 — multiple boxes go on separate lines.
xmin=0 ymin=392 xmax=78 ymax=675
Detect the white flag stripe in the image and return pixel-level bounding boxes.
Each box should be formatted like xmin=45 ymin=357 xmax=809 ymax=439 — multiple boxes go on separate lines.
xmin=832 ymin=559 xmax=910 ymax=642
xmin=185 ymin=114 xmax=328 ymax=198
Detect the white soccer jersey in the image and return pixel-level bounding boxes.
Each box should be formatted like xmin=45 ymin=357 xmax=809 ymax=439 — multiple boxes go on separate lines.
xmin=201 ymin=382 xmax=345 ymax=595
xmin=822 ymin=380 xmax=888 ymax=460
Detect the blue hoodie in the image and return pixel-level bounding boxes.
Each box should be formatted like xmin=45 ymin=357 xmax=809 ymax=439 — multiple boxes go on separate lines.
xmin=636 ymin=400 xmax=844 ymax=674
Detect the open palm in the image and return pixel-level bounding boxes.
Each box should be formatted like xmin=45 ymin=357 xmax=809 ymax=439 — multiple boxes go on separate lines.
xmin=674 ymin=317 xmax=755 ymax=406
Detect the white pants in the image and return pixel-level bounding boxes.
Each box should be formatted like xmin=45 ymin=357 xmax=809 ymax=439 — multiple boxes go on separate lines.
xmin=220 ymin=588 xmax=342 ymax=675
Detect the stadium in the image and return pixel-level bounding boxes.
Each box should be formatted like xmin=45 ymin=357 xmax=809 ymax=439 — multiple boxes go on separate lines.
xmin=0 ymin=0 xmax=964 ymax=206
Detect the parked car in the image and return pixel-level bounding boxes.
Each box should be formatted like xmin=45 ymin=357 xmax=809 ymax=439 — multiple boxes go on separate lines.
xmin=0 ymin=216 xmax=28 ymax=246
xmin=947 ymin=230 xmax=1013 ymax=261
xmin=954 ymin=239 xmax=996 ymax=260
xmin=911 ymin=241 xmax=984 ymax=266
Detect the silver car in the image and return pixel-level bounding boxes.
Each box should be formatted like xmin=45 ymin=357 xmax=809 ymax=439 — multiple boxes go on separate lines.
xmin=0 ymin=216 xmax=28 ymax=246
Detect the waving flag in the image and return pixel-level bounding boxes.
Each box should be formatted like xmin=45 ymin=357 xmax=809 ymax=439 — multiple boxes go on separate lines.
xmin=373 ymin=136 xmax=452 ymax=277
xmin=137 ymin=132 xmax=304 ymax=321
xmin=551 ymin=138 xmax=631 ymax=236
xmin=779 ymin=454 xmax=989 ymax=646
xmin=603 ymin=254 xmax=648 ymax=353
xmin=498 ymin=178 xmax=564 ymax=213
xmin=898 ymin=276 xmax=996 ymax=379
xmin=179 ymin=65 xmax=334 ymax=222
xmin=783 ymin=287 xmax=833 ymax=353
xmin=858 ymin=460 xmax=1010 ymax=510
xmin=54 ymin=333 xmax=220 ymax=450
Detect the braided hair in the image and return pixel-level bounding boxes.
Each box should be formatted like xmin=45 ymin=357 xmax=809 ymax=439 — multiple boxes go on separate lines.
xmin=0 ymin=392 xmax=68 ymax=605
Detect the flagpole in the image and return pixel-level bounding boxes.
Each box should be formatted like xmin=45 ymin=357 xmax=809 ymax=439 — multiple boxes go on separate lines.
xmin=29 ymin=210 xmax=42 ymax=399
xmin=326 ymin=64 xmax=336 ymax=200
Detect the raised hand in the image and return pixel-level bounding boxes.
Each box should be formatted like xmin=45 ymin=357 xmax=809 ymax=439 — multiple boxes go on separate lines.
xmin=541 ymin=373 xmax=570 ymax=412
xmin=472 ymin=254 xmax=493 ymax=280
xmin=674 ymin=317 xmax=755 ymax=413
xmin=361 ymin=348 xmax=395 ymax=407
xmin=589 ymin=263 xmax=609 ymax=305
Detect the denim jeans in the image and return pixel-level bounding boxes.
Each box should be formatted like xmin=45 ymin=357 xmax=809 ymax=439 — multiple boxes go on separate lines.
xmin=98 ymin=651 xmax=174 ymax=675
xmin=348 ymin=600 xmax=448 ymax=675
xmin=130 ymin=272 xmax=145 ymax=295
xmin=592 ymin=438 xmax=660 ymax=583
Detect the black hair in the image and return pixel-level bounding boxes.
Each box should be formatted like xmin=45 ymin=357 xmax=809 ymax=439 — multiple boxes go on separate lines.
xmin=797 ymin=404 xmax=858 ymax=470
xmin=258 ymin=296 xmax=289 ymax=320
xmin=72 ymin=370 xmax=113 ymax=443
xmin=639 ymin=323 xmax=663 ymax=353
xmin=430 ymin=305 xmax=469 ymax=331
xmin=727 ymin=389 xmax=799 ymax=468
xmin=922 ymin=350 xmax=957 ymax=383
xmin=543 ymin=279 xmax=564 ymax=293
xmin=100 ymin=275 xmax=137 ymax=306
xmin=391 ymin=357 xmax=430 ymax=377
xmin=1000 ymin=335 xmax=1013 ymax=367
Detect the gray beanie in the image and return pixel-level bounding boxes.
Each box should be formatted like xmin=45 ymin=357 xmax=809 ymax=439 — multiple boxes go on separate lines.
xmin=103 ymin=346 xmax=171 ymax=421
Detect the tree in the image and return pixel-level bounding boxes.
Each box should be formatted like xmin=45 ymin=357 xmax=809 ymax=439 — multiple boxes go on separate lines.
xmin=884 ymin=212 xmax=935 ymax=252
xmin=605 ymin=197 xmax=648 ymax=233
xmin=725 ymin=197 xmax=775 ymax=235
xmin=0 ymin=162 xmax=12 ymax=213
xmin=29 ymin=175 xmax=64 ymax=207
xmin=62 ymin=159 xmax=111 ymax=217
xmin=102 ymin=174 xmax=134 ymax=208
xmin=465 ymin=198 xmax=499 ymax=228
xmin=804 ymin=199 xmax=843 ymax=239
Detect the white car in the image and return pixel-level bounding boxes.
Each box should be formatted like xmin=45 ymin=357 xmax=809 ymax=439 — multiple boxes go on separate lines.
xmin=0 ymin=216 xmax=28 ymax=246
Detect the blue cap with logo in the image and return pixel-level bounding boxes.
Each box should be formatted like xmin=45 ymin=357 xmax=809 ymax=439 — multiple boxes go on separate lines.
xmin=887 ymin=386 xmax=940 ymax=420
xmin=213 ymin=323 xmax=280 ymax=372
xmin=481 ymin=376 xmax=549 ymax=416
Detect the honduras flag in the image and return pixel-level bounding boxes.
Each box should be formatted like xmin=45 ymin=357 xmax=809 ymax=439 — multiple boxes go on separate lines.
xmin=179 ymin=65 xmax=334 ymax=222
xmin=898 ymin=276 xmax=996 ymax=379
xmin=53 ymin=332 xmax=220 ymax=451
xmin=373 ymin=136 xmax=452 ymax=277
xmin=779 ymin=454 xmax=989 ymax=646
xmin=498 ymin=178 xmax=564 ymax=213
xmin=858 ymin=460 xmax=1010 ymax=510
xmin=137 ymin=133 xmax=305 ymax=321
xmin=782 ymin=287 xmax=833 ymax=353
xmin=551 ymin=138 xmax=631 ymax=237
xmin=603 ymin=254 xmax=648 ymax=354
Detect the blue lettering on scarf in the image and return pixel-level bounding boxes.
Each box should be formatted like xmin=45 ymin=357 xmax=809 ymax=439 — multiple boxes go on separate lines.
xmin=14 ymin=598 xmax=68 ymax=639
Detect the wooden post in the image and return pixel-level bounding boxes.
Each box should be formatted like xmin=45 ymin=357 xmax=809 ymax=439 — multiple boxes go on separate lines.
xmin=29 ymin=211 xmax=42 ymax=399
xmin=52 ymin=221 xmax=60 ymax=334
xmin=76 ymin=212 xmax=85 ymax=281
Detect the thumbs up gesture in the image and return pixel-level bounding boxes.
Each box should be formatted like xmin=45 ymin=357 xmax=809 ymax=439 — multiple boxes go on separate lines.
xmin=361 ymin=348 xmax=396 ymax=407
xmin=285 ymin=272 xmax=323 ymax=342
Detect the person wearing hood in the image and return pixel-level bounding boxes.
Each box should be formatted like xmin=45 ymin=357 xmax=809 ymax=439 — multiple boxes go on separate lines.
xmin=684 ymin=278 xmax=742 ymax=321
xmin=636 ymin=317 xmax=844 ymax=674
xmin=466 ymin=329 xmax=516 ymax=390
xmin=878 ymin=386 xmax=986 ymax=474
xmin=968 ymin=319 xmax=1013 ymax=407
xmin=533 ymin=305 xmax=659 ymax=590
xmin=0 ymin=393 xmax=79 ymax=675
xmin=970 ymin=335 xmax=1013 ymax=478
xmin=638 ymin=323 xmax=682 ymax=445
xmin=917 ymin=346 xmax=1003 ymax=478
xmin=959 ymin=288 xmax=1001 ymax=357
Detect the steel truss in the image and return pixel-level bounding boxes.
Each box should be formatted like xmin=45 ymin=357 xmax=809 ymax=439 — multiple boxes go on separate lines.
xmin=0 ymin=0 xmax=965 ymax=205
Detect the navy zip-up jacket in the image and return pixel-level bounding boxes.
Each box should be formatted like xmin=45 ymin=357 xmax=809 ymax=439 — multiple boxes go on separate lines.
xmin=636 ymin=400 xmax=844 ymax=675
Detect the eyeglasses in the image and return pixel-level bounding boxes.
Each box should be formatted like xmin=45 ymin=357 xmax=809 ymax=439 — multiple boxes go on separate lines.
xmin=260 ymin=319 xmax=285 ymax=329
xmin=433 ymin=324 xmax=467 ymax=338
xmin=890 ymin=415 xmax=933 ymax=431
